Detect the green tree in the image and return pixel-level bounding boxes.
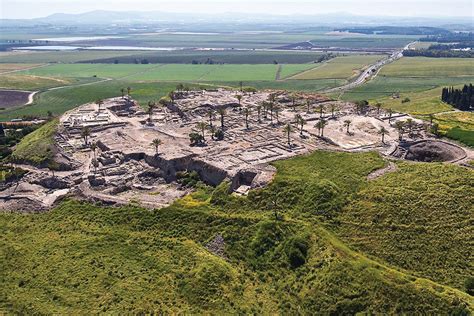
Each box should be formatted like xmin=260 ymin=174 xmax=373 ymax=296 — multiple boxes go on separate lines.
xmin=375 ymin=102 xmax=382 ymax=115
xmin=315 ymin=119 xmax=327 ymax=137
xmin=81 ymin=127 xmax=91 ymax=146
xmin=236 ymin=94 xmax=243 ymax=105
xmin=197 ymin=122 xmax=207 ymax=140
xmin=378 ymin=127 xmax=389 ymax=144
xmin=90 ymin=142 xmax=98 ymax=160
xmin=256 ymin=105 xmax=262 ymax=123
xmin=147 ymin=101 xmax=155 ymax=124
xmin=395 ymin=121 xmax=405 ymax=141
xmin=217 ymin=108 xmax=226 ymax=129
xmin=243 ymin=108 xmax=251 ymax=129
xmin=283 ymin=123 xmax=292 ymax=147
xmin=151 ymin=138 xmax=162 ymax=154
xmin=207 ymin=109 xmax=214 ymax=128
xmin=127 ymin=87 xmax=131 ymax=95
xmin=295 ymin=114 xmax=306 ymax=136
xmin=318 ymin=104 xmax=325 ymax=118
xmin=343 ymin=120 xmax=352 ymax=134
xmin=120 ymin=88 xmax=125 ymax=99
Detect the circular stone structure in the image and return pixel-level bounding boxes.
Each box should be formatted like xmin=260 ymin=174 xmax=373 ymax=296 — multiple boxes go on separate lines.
xmin=404 ymin=140 xmax=466 ymax=163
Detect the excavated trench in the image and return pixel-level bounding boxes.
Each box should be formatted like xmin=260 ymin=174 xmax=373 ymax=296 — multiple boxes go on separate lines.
xmin=396 ymin=140 xmax=466 ymax=163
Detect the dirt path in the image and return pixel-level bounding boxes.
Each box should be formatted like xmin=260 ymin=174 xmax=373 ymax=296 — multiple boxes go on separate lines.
xmin=275 ymin=65 xmax=282 ymax=80
xmin=367 ymin=161 xmax=398 ymax=180
xmin=0 ymin=64 xmax=49 ymax=75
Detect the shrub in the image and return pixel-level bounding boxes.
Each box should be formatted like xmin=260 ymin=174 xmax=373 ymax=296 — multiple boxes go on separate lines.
xmin=465 ymin=277 xmax=474 ymax=296
xmin=284 ymin=235 xmax=309 ymax=269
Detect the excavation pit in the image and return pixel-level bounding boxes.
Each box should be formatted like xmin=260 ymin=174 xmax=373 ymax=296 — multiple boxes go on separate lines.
xmin=403 ymin=140 xmax=466 ymax=163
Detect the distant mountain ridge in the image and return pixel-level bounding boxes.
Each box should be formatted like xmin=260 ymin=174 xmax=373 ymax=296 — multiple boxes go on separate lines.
xmin=1 ymin=10 xmax=472 ymax=28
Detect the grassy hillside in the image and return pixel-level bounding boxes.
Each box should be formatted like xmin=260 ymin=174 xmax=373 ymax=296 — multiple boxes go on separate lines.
xmin=10 ymin=119 xmax=58 ymax=165
xmin=337 ymin=162 xmax=474 ymax=289
xmin=1 ymin=151 xmax=473 ymax=313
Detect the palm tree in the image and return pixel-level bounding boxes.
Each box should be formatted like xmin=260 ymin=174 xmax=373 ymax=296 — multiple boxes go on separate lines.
xmin=306 ymin=99 xmax=311 ymax=113
xmin=96 ymin=99 xmax=104 ymax=113
xmin=120 ymin=88 xmax=125 ymax=99
xmin=269 ymin=102 xmax=274 ymax=125
xmin=315 ymin=119 xmax=327 ymax=137
xmin=217 ymin=108 xmax=226 ymax=129
xmin=283 ymin=123 xmax=292 ymax=148
xmin=330 ymin=104 xmax=336 ymax=118
xmin=91 ymin=158 xmax=99 ymax=175
xmin=147 ymin=101 xmax=155 ymax=124
xmin=318 ymin=104 xmax=325 ymax=118
xmin=295 ymin=114 xmax=306 ymax=136
xmin=343 ymin=120 xmax=352 ymax=134
xmin=207 ymin=109 xmax=214 ymax=128
xmin=378 ymin=127 xmax=389 ymax=144
xmin=243 ymin=108 xmax=251 ymax=129
xmin=127 ymin=87 xmax=131 ymax=96
xmin=274 ymin=106 xmax=280 ymax=124
xmin=262 ymin=102 xmax=268 ymax=119
xmin=291 ymin=94 xmax=297 ymax=111
xmin=406 ymin=118 xmax=414 ymax=136
xmin=81 ymin=126 xmax=91 ymax=146
xmin=375 ymin=102 xmax=382 ymax=115
xmin=256 ymin=105 xmax=262 ymax=123
xmin=197 ymin=122 xmax=207 ymax=140
xmin=239 ymin=81 xmax=243 ymax=92
xmin=236 ymin=94 xmax=243 ymax=106
xmin=387 ymin=108 xmax=393 ymax=124
xmin=395 ymin=121 xmax=405 ymax=141
xmin=90 ymin=142 xmax=98 ymax=160
xmin=319 ymin=119 xmax=328 ymax=137
xmin=151 ymin=138 xmax=162 ymax=154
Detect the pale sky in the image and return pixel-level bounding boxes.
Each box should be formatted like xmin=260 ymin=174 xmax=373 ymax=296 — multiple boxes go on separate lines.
xmin=1 ymin=0 xmax=473 ymax=19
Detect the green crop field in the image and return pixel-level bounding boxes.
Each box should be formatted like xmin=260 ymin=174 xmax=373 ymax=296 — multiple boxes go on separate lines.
xmin=0 ymin=74 xmax=78 ymax=90
xmin=1 ymin=151 xmax=472 ymax=313
xmin=290 ymin=55 xmax=385 ymax=80
xmin=0 ymin=63 xmax=43 ymax=73
xmin=0 ymin=50 xmax=157 ymax=64
xmin=16 ymin=63 xmax=317 ymax=82
xmin=380 ymin=57 xmax=474 ymax=78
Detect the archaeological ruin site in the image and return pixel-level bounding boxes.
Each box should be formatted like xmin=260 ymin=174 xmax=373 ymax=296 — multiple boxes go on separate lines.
xmin=1 ymin=88 xmax=471 ymax=211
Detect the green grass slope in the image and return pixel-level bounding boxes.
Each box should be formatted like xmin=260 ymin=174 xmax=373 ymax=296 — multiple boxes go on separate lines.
xmin=10 ymin=119 xmax=58 ymax=165
xmin=1 ymin=151 xmax=473 ymax=313
xmin=337 ymin=162 xmax=474 ymax=289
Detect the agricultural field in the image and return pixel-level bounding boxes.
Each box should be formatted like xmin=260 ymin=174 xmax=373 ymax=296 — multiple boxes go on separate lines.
xmin=380 ymin=57 xmax=474 ymax=78
xmin=16 ymin=63 xmax=317 ymax=82
xmin=0 ymin=50 xmax=157 ymax=64
xmin=309 ymin=35 xmax=417 ymax=49
xmin=289 ymin=55 xmax=385 ymax=80
xmin=1 ymin=151 xmax=473 ymax=314
xmin=0 ymin=63 xmax=43 ymax=73
xmin=0 ymin=90 xmax=31 ymax=108
xmin=0 ymin=74 xmax=73 ymax=90
xmin=0 ymin=81 xmax=189 ymax=120
xmin=82 ymin=50 xmax=327 ymax=65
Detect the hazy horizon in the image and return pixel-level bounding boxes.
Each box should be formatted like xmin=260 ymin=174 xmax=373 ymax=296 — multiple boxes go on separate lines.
xmin=1 ymin=0 xmax=473 ymax=19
